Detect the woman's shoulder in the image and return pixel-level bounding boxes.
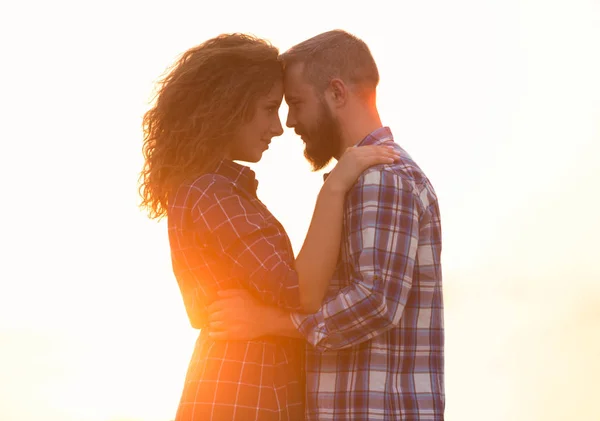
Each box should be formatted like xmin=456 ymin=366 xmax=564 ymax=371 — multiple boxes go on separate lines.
xmin=190 ymin=172 xmax=236 ymax=195
xmin=170 ymin=173 xmax=236 ymax=210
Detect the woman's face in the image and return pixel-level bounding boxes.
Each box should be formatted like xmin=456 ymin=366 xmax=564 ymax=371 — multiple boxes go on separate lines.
xmin=227 ymin=80 xmax=284 ymax=163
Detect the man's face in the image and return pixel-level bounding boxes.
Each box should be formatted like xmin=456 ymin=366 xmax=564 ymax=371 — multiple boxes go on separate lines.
xmin=283 ymin=63 xmax=343 ymax=171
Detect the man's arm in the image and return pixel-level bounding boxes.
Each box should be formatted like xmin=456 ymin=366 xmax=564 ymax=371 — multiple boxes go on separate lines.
xmin=207 ymin=289 xmax=303 ymax=340
xmin=290 ymin=168 xmax=421 ymax=351
xmin=260 ymin=307 xmax=304 ymax=339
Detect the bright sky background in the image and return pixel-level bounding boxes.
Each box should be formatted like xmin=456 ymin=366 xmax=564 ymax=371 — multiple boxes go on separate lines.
xmin=1 ymin=0 xmax=599 ymax=420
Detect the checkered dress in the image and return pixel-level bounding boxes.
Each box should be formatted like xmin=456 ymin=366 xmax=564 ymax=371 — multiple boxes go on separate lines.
xmin=168 ymin=160 xmax=305 ymax=421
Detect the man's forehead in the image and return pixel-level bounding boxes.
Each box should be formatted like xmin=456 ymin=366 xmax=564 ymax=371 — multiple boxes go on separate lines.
xmin=284 ymin=61 xmax=304 ymax=78
xmin=283 ymin=62 xmax=310 ymax=96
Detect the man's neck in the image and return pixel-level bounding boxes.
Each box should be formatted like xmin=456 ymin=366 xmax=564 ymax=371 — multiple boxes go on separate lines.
xmin=334 ymin=108 xmax=383 ymax=159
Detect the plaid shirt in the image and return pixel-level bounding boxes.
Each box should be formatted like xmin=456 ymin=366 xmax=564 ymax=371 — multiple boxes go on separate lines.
xmin=168 ymin=159 xmax=305 ymax=421
xmin=292 ymin=127 xmax=445 ymax=420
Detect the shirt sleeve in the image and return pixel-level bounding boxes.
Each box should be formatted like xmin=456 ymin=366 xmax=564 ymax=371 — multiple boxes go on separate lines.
xmin=191 ymin=179 xmax=302 ymax=312
xmin=291 ymin=168 xmax=420 ymax=351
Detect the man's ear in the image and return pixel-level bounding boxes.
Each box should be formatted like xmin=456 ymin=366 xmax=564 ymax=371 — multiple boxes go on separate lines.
xmin=326 ymin=78 xmax=348 ymax=107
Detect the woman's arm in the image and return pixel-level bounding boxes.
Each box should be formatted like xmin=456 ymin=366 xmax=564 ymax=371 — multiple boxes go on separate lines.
xmin=188 ymin=146 xmax=398 ymax=317
xmin=293 ymin=145 xmax=399 ymax=312
xmin=293 ymin=184 xmax=345 ymax=312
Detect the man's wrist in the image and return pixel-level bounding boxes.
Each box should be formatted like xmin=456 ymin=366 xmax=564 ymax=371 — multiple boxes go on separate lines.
xmin=268 ymin=308 xmax=303 ymax=339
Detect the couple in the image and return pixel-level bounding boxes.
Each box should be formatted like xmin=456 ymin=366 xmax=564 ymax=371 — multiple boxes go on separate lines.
xmin=140 ymin=30 xmax=444 ymax=421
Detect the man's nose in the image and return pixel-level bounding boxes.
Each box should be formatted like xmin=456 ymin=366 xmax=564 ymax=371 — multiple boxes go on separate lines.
xmin=286 ymin=112 xmax=296 ymax=128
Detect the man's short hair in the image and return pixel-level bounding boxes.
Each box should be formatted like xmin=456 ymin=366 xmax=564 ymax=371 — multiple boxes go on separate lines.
xmin=279 ymin=29 xmax=379 ymax=97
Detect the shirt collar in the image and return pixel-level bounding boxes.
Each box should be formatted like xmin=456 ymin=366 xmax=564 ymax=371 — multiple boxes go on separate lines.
xmin=214 ymin=159 xmax=259 ymax=195
xmin=323 ymin=126 xmax=394 ymax=181
xmin=356 ymin=126 xmax=394 ymax=147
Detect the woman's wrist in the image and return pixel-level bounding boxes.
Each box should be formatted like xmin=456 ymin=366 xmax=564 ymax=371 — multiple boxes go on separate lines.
xmin=321 ymin=177 xmax=349 ymax=197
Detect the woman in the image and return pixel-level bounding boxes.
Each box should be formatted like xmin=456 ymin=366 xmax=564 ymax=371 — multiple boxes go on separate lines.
xmin=139 ymin=33 xmax=398 ymax=421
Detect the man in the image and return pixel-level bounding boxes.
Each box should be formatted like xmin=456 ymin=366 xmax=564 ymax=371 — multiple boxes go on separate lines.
xmin=208 ymin=29 xmax=445 ymax=421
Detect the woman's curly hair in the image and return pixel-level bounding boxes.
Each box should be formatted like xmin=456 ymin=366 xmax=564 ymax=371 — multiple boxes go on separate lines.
xmin=139 ymin=33 xmax=282 ymax=219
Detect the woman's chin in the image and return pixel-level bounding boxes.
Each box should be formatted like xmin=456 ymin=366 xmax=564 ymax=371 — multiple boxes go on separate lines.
xmin=235 ymin=153 xmax=263 ymax=164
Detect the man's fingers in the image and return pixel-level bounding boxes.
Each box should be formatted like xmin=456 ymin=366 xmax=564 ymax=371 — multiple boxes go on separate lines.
xmin=217 ymin=289 xmax=248 ymax=298
xmin=208 ymin=329 xmax=230 ymax=341
xmin=207 ymin=295 xmax=240 ymax=314
xmin=208 ymin=321 xmax=225 ymax=331
xmin=208 ymin=324 xmax=243 ymax=341
xmin=207 ymin=300 xmax=225 ymax=314
xmin=207 ymin=310 xmax=225 ymax=323
xmin=208 ymin=289 xmax=253 ymax=314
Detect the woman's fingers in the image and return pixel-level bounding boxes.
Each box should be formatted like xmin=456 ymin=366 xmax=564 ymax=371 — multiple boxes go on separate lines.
xmin=351 ymin=146 xmax=400 ymax=168
xmin=325 ymin=144 xmax=401 ymax=193
xmin=349 ymin=145 xmax=399 ymax=158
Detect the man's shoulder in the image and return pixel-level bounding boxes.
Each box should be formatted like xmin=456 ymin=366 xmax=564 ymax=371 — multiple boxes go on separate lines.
xmin=358 ymin=159 xmax=417 ymax=191
xmin=356 ymin=155 xmax=438 ymax=210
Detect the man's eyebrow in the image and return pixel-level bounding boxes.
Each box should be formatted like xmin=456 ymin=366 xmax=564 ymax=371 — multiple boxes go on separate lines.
xmin=285 ymin=95 xmax=300 ymax=103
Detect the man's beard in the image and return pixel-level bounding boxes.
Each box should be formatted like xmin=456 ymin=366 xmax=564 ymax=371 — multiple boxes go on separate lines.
xmin=296 ymin=101 xmax=343 ymax=171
